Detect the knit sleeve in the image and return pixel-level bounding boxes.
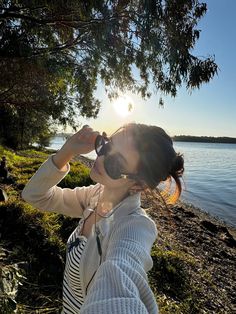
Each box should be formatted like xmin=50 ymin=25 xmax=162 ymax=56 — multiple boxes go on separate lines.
xmin=21 ymin=154 xmax=98 ymax=217
xmin=80 ymin=215 xmax=158 ymax=314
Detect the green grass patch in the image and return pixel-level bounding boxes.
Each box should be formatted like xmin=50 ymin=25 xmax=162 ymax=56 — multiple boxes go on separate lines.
xmin=0 ymin=145 xmax=92 ymax=312
xmin=58 ymin=162 xmax=93 ymax=188
xmin=148 ymin=243 xmax=202 ymax=313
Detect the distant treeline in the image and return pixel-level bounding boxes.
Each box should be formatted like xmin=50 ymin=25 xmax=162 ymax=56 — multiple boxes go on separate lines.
xmin=55 ymin=133 xmax=236 ymax=144
xmin=172 ymin=135 xmax=236 ymax=144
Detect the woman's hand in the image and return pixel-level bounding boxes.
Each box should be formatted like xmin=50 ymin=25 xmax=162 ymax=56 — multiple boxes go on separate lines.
xmin=62 ymin=125 xmax=100 ymax=156
xmin=52 ymin=125 xmax=100 ymax=171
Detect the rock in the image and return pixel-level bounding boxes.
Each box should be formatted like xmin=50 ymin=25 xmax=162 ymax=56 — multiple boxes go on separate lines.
xmin=200 ymin=220 xmax=219 ymax=233
xmin=219 ymin=250 xmax=234 ymax=259
xmin=184 ymin=210 xmax=196 ymax=218
xmin=218 ymin=225 xmax=230 ymax=234
xmin=218 ymin=226 xmax=236 ymax=248
xmin=224 ymin=234 xmax=236 ymax=248
xmin=172 ymin=206 xmax=196 ymax=218
xmin=173 ymin=215 xmax=182 ymax=222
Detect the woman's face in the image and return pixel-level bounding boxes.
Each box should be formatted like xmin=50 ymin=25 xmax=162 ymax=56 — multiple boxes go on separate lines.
xmin=90 ymin=127 xmax=140 ymax=190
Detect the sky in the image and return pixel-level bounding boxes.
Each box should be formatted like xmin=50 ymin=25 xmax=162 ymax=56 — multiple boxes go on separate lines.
xmin=69 ymin=0 xmax=236 ymax=138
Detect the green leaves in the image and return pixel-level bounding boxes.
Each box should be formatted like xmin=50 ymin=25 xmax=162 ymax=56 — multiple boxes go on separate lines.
xmin=0 ymin=0 xmax=218 ymax=148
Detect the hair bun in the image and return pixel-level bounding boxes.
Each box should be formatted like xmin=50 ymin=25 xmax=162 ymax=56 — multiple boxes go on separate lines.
xmin=170 ymin=153 xmax=184 ymax=178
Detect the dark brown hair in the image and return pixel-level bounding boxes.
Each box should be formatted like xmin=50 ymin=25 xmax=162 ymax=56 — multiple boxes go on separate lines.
xmin=125 ymin=123 xmax=184 ymax=204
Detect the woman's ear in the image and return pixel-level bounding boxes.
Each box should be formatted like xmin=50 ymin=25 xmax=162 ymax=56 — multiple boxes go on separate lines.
xmin=128 ymin=180 xmax=148 ymax=195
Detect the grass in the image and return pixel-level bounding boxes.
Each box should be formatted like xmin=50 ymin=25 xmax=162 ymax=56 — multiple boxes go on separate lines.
xmin=0 ymin=144 xmax=209 ymax=313
xmin=0 ymin=145 xmax=88 ymax=312
xmin=148 ymin=244 xmax=203 ymax=313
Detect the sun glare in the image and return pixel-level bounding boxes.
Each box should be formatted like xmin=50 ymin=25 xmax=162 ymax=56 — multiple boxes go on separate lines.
xmin=112 ymin=95 xmax=134 ymax=117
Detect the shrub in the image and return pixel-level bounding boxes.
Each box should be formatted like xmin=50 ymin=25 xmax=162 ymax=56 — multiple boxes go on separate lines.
xmin=58 ymin=161 xmax=93 ymax=188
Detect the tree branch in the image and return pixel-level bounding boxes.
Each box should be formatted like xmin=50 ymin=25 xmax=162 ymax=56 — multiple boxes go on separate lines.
xmin=30 ymin=32 xmax=90 ymax=57
xmin=0 ymin=10 xmax=132 ymax=28
xmin=0 ymin=85 xmax=17 ymax=99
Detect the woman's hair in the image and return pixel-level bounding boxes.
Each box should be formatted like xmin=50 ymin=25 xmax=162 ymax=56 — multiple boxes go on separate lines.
xmin=125 ymin=123 xmax=184 ymax=204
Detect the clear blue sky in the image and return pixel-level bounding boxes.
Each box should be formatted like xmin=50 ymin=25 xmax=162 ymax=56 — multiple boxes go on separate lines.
xmin=71 ymin=0 xmax=236 ymax=137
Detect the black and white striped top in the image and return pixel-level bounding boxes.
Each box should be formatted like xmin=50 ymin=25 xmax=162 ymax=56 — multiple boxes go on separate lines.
xmin=62 ymin=209 xmax=93 ymax=313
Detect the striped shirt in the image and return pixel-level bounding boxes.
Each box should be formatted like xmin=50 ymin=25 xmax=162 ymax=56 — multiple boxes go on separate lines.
xmin=62 ymin=209 xmax=93 ymax=313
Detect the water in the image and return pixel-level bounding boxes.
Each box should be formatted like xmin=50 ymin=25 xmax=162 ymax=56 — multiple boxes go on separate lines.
xmin=47 ymin=136 xmax=67 ymax=151
xmin=174 ymin=142 xmax=236 ymax=227
xmin=48 ymin=137 xmax=236 ymax=227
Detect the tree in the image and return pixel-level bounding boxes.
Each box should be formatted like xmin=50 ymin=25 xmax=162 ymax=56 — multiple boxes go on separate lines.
xmin=0 ymin=103 xmax=56 ymax=149
xmin=0 ymin=0 xmax=218 ymax=148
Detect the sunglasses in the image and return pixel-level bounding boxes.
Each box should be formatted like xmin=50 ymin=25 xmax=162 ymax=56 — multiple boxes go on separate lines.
xmin=94 ymin=135 xmax=139 ymax=180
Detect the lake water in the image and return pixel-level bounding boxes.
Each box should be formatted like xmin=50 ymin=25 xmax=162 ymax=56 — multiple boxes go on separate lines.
xmin=48 ymin=137 xmax=236 ymax=227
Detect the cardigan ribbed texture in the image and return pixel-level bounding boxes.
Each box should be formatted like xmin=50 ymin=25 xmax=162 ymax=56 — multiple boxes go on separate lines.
xmin=22 ymin=155 xmax=159 ymax=313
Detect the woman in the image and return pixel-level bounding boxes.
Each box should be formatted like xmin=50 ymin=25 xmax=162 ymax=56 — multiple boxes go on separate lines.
xmin=22 ymin=123 xmax=184 ymax=313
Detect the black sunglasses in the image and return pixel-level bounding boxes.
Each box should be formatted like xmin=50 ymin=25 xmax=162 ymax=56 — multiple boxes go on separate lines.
xmin=95 ymin=135 xmax=139 ymax=180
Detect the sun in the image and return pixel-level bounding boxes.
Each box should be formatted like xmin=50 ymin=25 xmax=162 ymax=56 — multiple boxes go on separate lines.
xmin=112 ymin=95 xmax=134 ymax=117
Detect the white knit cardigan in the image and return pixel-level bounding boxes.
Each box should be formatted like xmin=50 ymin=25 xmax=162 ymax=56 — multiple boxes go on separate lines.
xmin=22 ymin=155 xmax=159 ymax=313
